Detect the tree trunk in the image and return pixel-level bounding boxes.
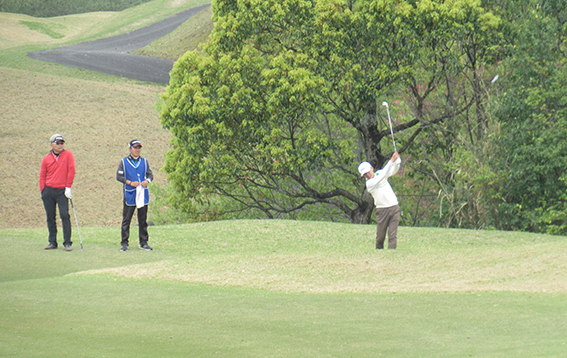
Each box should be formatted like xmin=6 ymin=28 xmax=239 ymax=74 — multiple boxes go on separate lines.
xmin=350 ymin=191 xmax=375 ymax=224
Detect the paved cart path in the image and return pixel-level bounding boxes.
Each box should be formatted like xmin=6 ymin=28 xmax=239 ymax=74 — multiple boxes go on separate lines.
xmin=27 ymin=3 xmax=210 ymax=84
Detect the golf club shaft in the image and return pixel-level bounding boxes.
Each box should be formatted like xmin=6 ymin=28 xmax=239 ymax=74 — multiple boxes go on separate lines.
xmin=70 ymin=199 xmax=84 ymax=249
xmin=382 ymin=102 xmax=397 ymax=152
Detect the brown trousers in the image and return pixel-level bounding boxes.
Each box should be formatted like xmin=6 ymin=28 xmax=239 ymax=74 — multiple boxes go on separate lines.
xmin=375 ymin=205 xmax=401 ymax=249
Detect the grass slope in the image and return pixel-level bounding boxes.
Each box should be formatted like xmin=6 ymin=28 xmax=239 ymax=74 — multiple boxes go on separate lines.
xmin=0 ymin=0 xmax=211 ymax=229
xmin=1 ymin=220 xmax=567 ymax=357
xmin=1 ymin=0 xmax=155 ymax=18
xmin=0 ymin=67 xmax=170 ymax=229
xmin=0 ymin=0 xmax=211 ymax=50
xmin=133 ymin=4 xmax=213 ymax=59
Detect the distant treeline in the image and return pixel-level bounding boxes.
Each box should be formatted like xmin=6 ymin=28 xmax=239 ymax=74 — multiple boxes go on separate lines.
xmin=0 ymin=0 xmax=154 ymax=17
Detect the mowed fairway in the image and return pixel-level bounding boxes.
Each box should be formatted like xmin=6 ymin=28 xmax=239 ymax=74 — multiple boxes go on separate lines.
xmin=1 ymin=220 xmax=567 ymax=357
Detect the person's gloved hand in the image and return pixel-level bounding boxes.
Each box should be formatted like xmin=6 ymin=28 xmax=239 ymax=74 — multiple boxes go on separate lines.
xmin=65 ymin=187 xmax=73 ymax=199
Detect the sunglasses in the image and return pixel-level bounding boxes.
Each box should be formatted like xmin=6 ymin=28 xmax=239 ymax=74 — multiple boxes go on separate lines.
xmin=55 ymin=141 xmax=65 ymax=145
xmin=132 ymin=145 xmax=142 ymax=149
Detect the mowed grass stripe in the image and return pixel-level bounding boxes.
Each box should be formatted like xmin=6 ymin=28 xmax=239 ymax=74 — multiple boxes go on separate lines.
xmin=1 ymin=272 xmax=566 ymax=357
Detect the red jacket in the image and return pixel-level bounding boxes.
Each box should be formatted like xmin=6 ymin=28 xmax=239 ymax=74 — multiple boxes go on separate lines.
xmin=39 ymin=150 xmax=75 ymax=191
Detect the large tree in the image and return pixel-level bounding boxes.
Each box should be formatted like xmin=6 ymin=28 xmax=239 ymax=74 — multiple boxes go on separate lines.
xmin=159 ymin=0 xmax=500 ymax=224
xmin=490 ymin=0 xmax=567 ymax=233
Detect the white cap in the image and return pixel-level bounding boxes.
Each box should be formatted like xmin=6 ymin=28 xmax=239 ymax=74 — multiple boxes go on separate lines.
xmin=50 ymin=134 xmax=64 ymax=144
xmin=358 ymin=162 xmax=372 ymax=177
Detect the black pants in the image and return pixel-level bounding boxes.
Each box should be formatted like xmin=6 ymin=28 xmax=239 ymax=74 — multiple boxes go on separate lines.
xmin=41 ymin=186 xmax=72 ymax=247
xmin=121 ymin=202 xmax=149 ymax=246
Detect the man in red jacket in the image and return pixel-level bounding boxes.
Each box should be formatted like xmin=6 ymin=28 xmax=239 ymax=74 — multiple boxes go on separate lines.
xmin=39 ymin=134 xmax=76 ymax=251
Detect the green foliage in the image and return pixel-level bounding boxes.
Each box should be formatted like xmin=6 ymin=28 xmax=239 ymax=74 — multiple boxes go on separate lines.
xmin=394 ymin=113 xmax=506 ymax=230
xmin=0 ymin=0 xmax=154 ymax=17
xmin=492 ymin=0 xmax=567 ymax=233
xmin=375 ymin=0 xmax=504 ymax=229
xmin=397 ymin=0 xmax=567 ymax=235
xmin=538 ymin=177 xmax=567 ymax=235
xmin=160 ymin=0 xmax=501 ymax=224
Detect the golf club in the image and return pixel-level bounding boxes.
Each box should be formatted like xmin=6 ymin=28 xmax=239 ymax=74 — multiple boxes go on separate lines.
xmin=70 ymin=199 xmax=84 ymax=250
xmin=381 ymin=101 xmax=397 ymax=152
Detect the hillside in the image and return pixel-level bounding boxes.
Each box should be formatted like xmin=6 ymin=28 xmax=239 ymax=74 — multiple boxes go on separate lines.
xmin=0 ymin=0 xmax=155 ymax=17
xmin=133 ymin=4 xmax=213 ymax=60
xmin=0 ymin=67 xmax=170 ymax=229
xmin=0 ymin=0 xmax=212 ymax=229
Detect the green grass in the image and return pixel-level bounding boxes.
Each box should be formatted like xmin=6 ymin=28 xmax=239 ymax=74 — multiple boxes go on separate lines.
xmin=133 ymin=5 xmax=213 ymax=60
xmin=1 ymin=0 xmax=155 ymax=17
xmin=0 ymin=0 xmax=211 ymax=53
xmin=19 ymin=20 xmax=66 ymax=38
xmin=2 ymin=221 xmax=567 ymax=357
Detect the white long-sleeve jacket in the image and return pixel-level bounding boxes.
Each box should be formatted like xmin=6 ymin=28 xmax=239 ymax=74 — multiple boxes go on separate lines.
xmin=365 ymin=158 xmax=401 ymax=208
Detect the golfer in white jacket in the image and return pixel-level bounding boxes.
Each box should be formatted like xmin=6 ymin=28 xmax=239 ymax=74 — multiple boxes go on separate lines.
xmin=359 ymin=152 xmax=401 ymax=249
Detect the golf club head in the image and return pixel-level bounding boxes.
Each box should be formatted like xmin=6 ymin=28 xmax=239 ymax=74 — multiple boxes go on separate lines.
xmin=382 ymin=101 xmax=388 ymax=107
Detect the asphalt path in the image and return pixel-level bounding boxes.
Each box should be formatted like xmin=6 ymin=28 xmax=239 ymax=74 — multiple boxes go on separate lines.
xmin=27 ymin=3 xmax=210 ymax=84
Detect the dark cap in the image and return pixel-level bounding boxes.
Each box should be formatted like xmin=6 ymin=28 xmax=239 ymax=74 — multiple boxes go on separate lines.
xmin=129 ymin=139 xmax=142 ymax=148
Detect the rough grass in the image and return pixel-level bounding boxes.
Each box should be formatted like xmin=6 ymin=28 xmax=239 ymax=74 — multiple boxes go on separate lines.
xmin=0 ymin=12 xmax=56 ymax=48
xmin=8 ymin=219 xmax=567 ymax=295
